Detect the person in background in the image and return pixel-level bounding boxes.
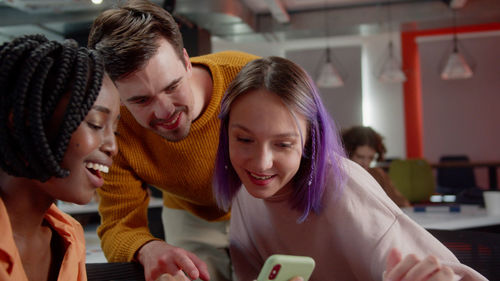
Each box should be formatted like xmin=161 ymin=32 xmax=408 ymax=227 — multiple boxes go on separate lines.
xmin=87 ymin=0 xmax=258 ymax=280
xmin=342 ymin=125 xmax=411 ymax=207
xmin=0 ymin=34 xmax=120 ymax=281
xmin=213 ymin=56 xmax=486 ymax=281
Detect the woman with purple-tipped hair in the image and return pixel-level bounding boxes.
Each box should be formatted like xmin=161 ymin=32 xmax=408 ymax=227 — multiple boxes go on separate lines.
xmin=212 ymin=57 xmax=485 ymax=281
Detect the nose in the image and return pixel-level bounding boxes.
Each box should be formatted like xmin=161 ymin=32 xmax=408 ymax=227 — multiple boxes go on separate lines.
xmin=251 ymin=145 xmax=273 ymax=171
xmin=101 ymin=127 xmax=118 ymax=158
xmin=153 ymin=94 xmax=174 ymax=119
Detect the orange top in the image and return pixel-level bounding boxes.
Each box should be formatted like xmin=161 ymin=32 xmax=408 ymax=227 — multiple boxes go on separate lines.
xmin=0 ymin=199 xmax=87 ymax=281
xmin=98 ymin=51 xmax=260 ymax=262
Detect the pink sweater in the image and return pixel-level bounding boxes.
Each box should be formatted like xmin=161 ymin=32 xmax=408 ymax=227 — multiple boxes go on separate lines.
xmin=229 ymin=159 xmax=486 ymax=281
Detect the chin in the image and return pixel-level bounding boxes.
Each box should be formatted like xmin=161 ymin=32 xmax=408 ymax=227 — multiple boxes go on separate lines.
xmin=245 ymin=187 xmax=272 ymax=199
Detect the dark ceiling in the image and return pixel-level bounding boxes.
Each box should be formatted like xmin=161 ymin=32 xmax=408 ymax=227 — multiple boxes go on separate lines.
xmin=0 ymin=0 xmax=498 ymax=43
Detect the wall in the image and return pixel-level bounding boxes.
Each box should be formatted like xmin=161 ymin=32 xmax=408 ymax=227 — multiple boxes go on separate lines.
xmin=212 ymin=33 xmax=407 ymax=159
xmin=418 ymin=32 xmax=500 ymax=188
xmin=286 ymin=46 xmax=362 ymax=130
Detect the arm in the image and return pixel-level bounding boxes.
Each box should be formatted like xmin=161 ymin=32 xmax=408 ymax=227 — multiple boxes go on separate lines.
xmin=97 ymin=152 xmax=157 ymax=262
xmin=339 ymin=162 xmax=486 ymax=281
xmin=384 ymin=248 xmax=456 ymax=281
xmin=371 ymin=213 xmax=488 ymax=281
xmin=98 ymin=153 xmax=209 ymax=281
xmin=229 ymin=193 xmax=266 ymax=281
xmin=368 ymin=167 xmax=411 ymax=207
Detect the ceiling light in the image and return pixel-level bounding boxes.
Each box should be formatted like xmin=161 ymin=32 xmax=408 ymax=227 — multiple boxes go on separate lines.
xmin=92 ymin=0 xmax=103 ymax=5
xmin=378 ymin=42 xmax=406 ymax=83
xmin=316 ymin=48 xmax=344 ymax=88
xmin=441 ymin=51 xmax=473 ymax=79
xmin=315 ymin=1 xmax=344 ymax=89
xmin=377 ymin=2 xmax=406 ymax=84
xmin=440 ymin=9 xmax=474 ymax=80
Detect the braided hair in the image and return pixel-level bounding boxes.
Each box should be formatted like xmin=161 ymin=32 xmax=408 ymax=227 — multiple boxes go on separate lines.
xmin=0 ymin=34 xmax=104 ymax=182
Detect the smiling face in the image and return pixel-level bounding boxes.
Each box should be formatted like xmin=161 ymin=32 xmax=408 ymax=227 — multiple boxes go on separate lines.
xmin=115 ymin=38 xmax=195 ymax=142
xmin=228 ymin=89 xmax=308 ymax=199
xmin=43 ymin=75 xmax=120 ymax=204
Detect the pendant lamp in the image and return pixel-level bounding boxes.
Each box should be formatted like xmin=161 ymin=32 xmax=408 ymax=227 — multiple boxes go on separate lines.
xmin=315 ymin=3 xmax=344 ymax=88
xmin=377 ymin=2 xmax=406 ymax=83
xmin=441 ymin=10 xmax=474 ymax=80
xmin=441 ymin=9 xmax=473 ymax=80
xmin=378 ymin=41 xmax=406 ymax=83
xmin=317 ymin=48 xmax=344 ymax=88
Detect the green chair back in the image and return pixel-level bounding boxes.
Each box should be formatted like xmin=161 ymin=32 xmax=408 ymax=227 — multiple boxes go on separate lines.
xmin=388 ymin=158 xmax=435 ymax=203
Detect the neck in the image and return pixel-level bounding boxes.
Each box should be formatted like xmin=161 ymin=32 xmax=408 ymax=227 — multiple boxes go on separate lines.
xmin=0 ymin=173 xmax=54 ymax=236
xmin=190 ymin=64 xmax=213 ymax=121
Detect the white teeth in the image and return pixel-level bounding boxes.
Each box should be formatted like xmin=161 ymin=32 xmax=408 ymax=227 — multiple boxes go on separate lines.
xmin=85 ymin=162 xmax=110 ymax=173
xmin=250 ymin=173 xmax=272 ymax=180
xmin=160 ymin=113 xmax=179 ymax=126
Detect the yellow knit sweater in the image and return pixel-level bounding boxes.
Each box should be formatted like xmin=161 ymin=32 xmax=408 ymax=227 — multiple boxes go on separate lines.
xmin=97 ymin=51 xmax=259 ymax=262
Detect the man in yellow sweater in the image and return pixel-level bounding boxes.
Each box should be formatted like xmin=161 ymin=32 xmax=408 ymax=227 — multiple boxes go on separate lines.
xmin=88 ymin=1 xmax=258 ymax=280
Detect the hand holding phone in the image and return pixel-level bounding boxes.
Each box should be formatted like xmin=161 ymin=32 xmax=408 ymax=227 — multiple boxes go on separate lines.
xmin=257 ymin=254 xmax=315 ymax=281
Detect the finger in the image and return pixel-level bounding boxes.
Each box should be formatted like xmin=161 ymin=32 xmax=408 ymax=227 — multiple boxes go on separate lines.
xmin=155 ymin=273 xmax=177 ymax=281
xmin=385 ymin=254 xmax=420 ymax=281
xmin=174 ymin=253 xmax=200 ymax=280
xmin=386 ymin=248 xmax=403 ymax=274
xmin=427 ymin=266 xmax=455 ymax=281
xmin=186 ymin=251 xmax=210 ymax=281
xmin=405 ymin=255 xmax=441 ymax=281
xmin=289 ymin=277 xmax=304 ymax=281
xmin=150 ymin=258 xmax=182 ymax=281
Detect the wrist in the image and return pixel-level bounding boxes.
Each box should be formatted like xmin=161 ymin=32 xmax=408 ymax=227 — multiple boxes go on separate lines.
xmin=136 ymin=240 xmax=157 ymax=264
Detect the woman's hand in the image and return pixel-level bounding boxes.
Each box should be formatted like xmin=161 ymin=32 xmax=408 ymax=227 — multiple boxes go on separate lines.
xmin=384 ymin=248 xmax=455 ymax=281
xmin=154 ymin=271 xmax=191 ymax=281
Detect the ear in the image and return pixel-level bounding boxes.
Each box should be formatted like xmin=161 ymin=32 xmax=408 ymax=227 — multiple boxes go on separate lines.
xmin=183 ymin=48 xmax=192 ymax=75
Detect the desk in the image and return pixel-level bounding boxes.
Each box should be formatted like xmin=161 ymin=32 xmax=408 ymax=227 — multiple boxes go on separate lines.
xmin=403 ymin=205 xmax=500 ymax=230
xmin=59 ymin=197 xmax=164 ymax=215
xmin=430 ymin=161 xmax=500 ymax=190
xmin=59 ymin=198 xmax=164 ymax=263
xmin=84 ymin=224 xmax=107 ymax=263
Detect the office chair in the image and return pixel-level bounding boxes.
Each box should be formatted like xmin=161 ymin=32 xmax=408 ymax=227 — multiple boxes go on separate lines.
xmin=388 ymin=159 xmax=435 ymax=203
xmin=428 ymin=229 xmax=500 ymax=280
xmin=436 ymin=155 xmax=484 ymax=204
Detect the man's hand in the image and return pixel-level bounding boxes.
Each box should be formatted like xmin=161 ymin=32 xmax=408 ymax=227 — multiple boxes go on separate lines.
xmin=137 ymin=240 xmax=210 ymax=281
xmin=384 ymin=248 xmax=455 ymax=281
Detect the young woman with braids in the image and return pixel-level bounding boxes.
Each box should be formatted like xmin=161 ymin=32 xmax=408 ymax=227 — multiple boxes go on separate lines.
xmin=0 ymin=34 xmax=120 ymax=281
xmin=212 ymin=57 xmax=486 ymax=281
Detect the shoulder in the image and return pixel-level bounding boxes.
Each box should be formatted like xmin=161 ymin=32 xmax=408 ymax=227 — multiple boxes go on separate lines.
xmin=190 ymin=51 xmax=260 ymax=68
xmin=324 ymin=158 xmax=401 ymax=223
xmin=46 ymin=205 xmax=85 ymax=241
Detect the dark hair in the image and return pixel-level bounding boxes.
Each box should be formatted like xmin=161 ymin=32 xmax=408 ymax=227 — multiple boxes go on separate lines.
xmin=0 ymin=34 xmax=104 ymax=182
xmin=341 ymin=126 xmax=387 ymax=162
xmin=213 ymin=56 xmax=346 ymax=222
xmin=88 ymin=0 xmax=185 ymax=80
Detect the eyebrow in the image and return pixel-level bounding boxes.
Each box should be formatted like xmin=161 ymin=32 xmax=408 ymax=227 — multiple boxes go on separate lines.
xmin=230 ymin=124 xmax=300 ymax=138
xmin=92 ymin=105 xmax=110 ymax=114
xmin=125 ymin=77 xmax=182 ymax=103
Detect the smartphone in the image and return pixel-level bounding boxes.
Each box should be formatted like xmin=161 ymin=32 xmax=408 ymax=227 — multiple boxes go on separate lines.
xmin=257 ymin=254 xmax=315 ymax=281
